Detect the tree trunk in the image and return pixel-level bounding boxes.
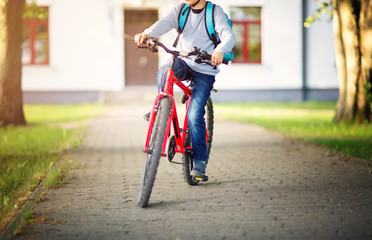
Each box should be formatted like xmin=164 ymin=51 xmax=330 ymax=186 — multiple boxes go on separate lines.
xmin=0 ymin=0 xmax=26 ymax=127
xmin=333 ymin=0 xmax=348 ymax=121
xmin=333 ymin=0 xmax=371 ymax=123
xmin=357 ymin=0 xmax=372 ymax=122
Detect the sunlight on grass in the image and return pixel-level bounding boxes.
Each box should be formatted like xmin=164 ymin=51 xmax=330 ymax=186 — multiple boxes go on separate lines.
xmin=24 ymin=104 xmax=103 ymax=124
xmin=0 ymin=103 xmax=103 ymax=231
xmin=215 ymin=102 xmax=372 ymax=161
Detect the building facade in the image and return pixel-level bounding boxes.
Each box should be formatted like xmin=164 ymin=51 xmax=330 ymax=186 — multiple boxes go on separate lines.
xmin=22 ymin=0 xmax=338 ymax=103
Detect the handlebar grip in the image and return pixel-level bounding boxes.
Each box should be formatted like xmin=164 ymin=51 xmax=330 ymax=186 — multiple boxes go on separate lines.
xmin=143 ymin=38 xmax=149 ymax=45
xmin=201 ymin=51 xmax=229 ymax=65
xmin=138 ymin=38 xmax=158 ymax=52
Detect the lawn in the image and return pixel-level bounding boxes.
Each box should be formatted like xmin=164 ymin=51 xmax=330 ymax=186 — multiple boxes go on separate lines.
xmin=214 ymin=102 xmax=372 ymax=161
xmin=0 ymin=104 xmax=103 ymax=231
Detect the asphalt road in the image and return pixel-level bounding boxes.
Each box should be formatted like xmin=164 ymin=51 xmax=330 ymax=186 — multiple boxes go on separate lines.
xmin=12 ymin=103 xmax=372 ymax=240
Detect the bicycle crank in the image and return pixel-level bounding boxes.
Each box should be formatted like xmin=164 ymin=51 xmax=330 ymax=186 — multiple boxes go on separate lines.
xmin=167 ymin=136 xmax=181 ymax=164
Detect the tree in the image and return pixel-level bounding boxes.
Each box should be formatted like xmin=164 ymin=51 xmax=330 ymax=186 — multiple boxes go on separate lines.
xmin=0 ymin=0 xmax=26 ymax=127
xmin=306 ymin=0 xmax=372 ymax=124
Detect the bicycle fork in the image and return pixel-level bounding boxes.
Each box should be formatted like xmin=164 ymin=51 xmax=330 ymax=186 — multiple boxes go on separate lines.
xmin=143 ymin=94 xmax=182 ymax=157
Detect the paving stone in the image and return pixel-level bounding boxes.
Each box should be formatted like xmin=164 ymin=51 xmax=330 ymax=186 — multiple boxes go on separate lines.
xmin=13 ymin=103 xmax=372 ymax=240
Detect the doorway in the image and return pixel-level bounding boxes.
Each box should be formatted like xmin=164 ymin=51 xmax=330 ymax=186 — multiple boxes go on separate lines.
xmin=124 ymin=9 xmax=158 ymax=86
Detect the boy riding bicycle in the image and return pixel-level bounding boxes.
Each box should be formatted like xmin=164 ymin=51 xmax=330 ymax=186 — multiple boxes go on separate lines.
xmin=135 ymin=0 xmax=235 ymax=178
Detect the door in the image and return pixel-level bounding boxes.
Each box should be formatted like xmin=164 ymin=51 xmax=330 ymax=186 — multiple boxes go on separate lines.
xmin=124 ymin=9 xmax=158 ymax=86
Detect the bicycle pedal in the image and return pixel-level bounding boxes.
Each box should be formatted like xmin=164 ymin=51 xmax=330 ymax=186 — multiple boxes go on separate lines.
xmin=193 ymin=176 xmax=208 ymax=182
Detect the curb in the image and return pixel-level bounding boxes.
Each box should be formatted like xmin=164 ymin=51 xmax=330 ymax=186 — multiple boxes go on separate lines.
xmin=0 ymin=124 xmax=89 ymax=240
xmin=0 ymin=182 xmax=48 ymax=240
xmin=0 ymin=157 xmax=72 ymax=240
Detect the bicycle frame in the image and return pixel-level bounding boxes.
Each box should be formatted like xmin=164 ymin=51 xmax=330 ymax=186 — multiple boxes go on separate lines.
xmin=143 ymin=56 xmax=209 ymax=157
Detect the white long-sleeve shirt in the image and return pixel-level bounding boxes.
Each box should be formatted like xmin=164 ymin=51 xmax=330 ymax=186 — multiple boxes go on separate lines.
xmin=144 ymin=3 xmax=235 ymax=76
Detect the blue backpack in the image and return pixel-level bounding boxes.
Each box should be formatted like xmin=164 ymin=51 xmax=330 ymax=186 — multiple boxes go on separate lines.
xmin=173 ymin=1 xmax=234 ymax=61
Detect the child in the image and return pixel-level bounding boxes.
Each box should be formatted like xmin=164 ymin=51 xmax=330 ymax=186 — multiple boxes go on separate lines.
xmin=135 ymin=0 xmax=235 ymax=178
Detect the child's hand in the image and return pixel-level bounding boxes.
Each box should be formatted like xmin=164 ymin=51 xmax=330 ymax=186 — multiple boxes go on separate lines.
xmin=134 ymin=33 xmax=150 ymax=45
xmin=211 ymin=49 xmax=223 ymax=66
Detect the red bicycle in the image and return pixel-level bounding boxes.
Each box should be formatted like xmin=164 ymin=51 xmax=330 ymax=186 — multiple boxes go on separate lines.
xmin=137 ymin=38 xmax=228 ymax=208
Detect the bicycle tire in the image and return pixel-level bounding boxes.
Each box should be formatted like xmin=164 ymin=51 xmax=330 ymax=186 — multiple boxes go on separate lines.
xmin=138 ymin=97 xmax=171 ymax=207
xmin=182 ymin=97 xmax=214 ymax=185
xmin=205 ymin=97 xmax=214 ymax=161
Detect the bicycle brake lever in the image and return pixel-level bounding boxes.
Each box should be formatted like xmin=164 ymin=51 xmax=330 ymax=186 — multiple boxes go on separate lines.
xmin=146 ymin=38 xmax=158 ymax=52
xmin=194 ymin=58 xmax=213 ymax=66
xmin=188 ymin=47 xmax=200 ymax=56
xmin=150 ymin=46 xmax=158 ymax=52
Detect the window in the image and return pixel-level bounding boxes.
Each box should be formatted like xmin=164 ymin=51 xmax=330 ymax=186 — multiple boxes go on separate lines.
xmin=22 ymin=6 xmax=49 ymax=65
xmin=231 ymin=7 xmax=262 ymax=63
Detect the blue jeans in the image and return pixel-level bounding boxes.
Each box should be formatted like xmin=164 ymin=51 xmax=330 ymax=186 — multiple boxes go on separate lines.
xmin=157 ymin=59 xmax=215 ymax=163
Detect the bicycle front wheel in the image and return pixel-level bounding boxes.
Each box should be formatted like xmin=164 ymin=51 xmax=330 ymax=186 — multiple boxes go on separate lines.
xmin=182 ymin=97 xmax=214 ymax=185
xmin=138 ymin=97 xmax=171 ymax=208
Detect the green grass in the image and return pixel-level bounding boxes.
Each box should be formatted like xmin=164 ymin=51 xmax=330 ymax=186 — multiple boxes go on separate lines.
xmin=0 ymin=104 xmax=103 ymax=231
xmin=215 ymin=101 xmax=372 ymax=161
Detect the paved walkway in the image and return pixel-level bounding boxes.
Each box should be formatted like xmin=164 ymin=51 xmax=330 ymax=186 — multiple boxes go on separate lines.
xmin=13 ymin=102 xmax=372 ymax=240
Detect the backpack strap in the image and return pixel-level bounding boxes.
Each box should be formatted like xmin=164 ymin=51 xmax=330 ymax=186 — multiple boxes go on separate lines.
xmin=173 ymin=3 xmax=191 ymax=48
xmin=205 ymin=1 xmax=219 ymax=48
xmin=205 ymin=2 xmax=235 ymax=64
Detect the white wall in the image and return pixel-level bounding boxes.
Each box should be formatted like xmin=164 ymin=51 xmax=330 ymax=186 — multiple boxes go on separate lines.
xmin=213 ymin=0 xmax=303 ymax=90
xmin=306 ymin=0 xmax=338 ymax=89
xmin=22 ymin=0 xmax=124 ymax=91
xmin=22 ymin=0 xmax=338 ymax=93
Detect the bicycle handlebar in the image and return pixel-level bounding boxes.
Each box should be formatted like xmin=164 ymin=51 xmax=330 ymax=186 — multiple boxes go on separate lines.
xmin=140 ymin=38 xmax=229 ymax=65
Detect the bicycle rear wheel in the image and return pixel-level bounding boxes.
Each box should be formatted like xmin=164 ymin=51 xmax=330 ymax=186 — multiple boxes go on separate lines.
xmin=182 ymin=97 xmax=214 ymax=185
xmin=138 ymin=97 xmax=171 ymax=207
